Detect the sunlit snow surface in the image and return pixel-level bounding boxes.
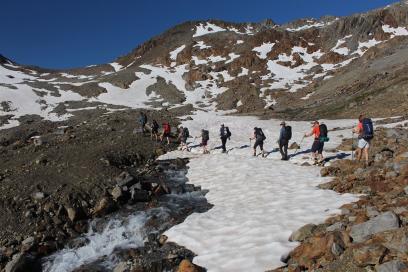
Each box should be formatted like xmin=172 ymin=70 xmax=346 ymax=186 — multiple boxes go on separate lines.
xmin=160 ymin=111 xmax=359 ymax=272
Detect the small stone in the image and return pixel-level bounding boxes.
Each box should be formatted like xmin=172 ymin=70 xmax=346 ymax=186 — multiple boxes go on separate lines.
xmin=301 ymin=162 xmax=311 ymax=167
xmin=113 ymin=262 xmax=130 ymax=272
xmin=404 ymin=186 xmax=408 ymax=195
xmin=177 ymin=259 xmax=202 ymax=272
xmin=353 ymin=244 xmax=387 ymax=266
xmin=366 ymin=206 xmax=380 ymax=218
xmin=111 ymin=186 xmax=123 ymax=201
xmin=326 ymin=222 xmax=345 ymax=232
xmin=159 ymin=235 xmax=168 ymax=245
xmin=32 ymin=192 xmax=45 ymax=200
xmin=66 ymin=207 xmax=77 ymax=222
xmin=385 ymin=171 xmax=398 ymax=179
xmin=331 ymin=242 xmax=344 ymax=256
xmin=289 ymin=142 xmax=300 ymax=150
xmin=376 ymin=260 xmax=407 ymax=272
xmin=289 ymin=224 xmax=316 ymax=242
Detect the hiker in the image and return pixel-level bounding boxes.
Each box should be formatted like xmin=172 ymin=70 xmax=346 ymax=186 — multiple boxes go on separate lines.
xmin=304 ymin=120 xmax=324 ymax=165
xmin=200 ymin=129 xmax=210 ymax=154
xmin=150 ymin=119 xmax=160 ymax=141
xmin=250 ymin=127 xmax=266 ymax=157
xmin=160 ymin=122 xmax=171 ymax=145
xmin=219 ymin=124 xmax=231 ymax=153
xmin=353 ymin=114 xmax=373 ymax=166
xmin=278 ymin=121 xmax=291 ymax=160
xmin=178 ymin=126 xmax=190 ymax=151
xmin=139 ymin=112 xmax=148 ymax=134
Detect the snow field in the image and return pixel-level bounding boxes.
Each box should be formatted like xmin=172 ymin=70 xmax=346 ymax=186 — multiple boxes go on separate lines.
xmin=160 ymin=111 xmax=359 ymax=272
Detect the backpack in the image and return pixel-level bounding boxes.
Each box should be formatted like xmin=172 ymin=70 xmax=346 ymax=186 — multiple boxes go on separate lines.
xmin=152 ymin=121 xmax=159 ymax=130
xmin=319 ymin=124 xmax=330 ymax=142
xmin=202 ymin=130 xmax=209 ymax=141
xmin=255 ymin=128 xmax=266 ymax=141
xmin=163 ymin=123 xmax=171 ymax=133
xmin=282 ymin=126 xmax=292 ymax=141
xmin=362 ymin=118 xmax=374 ymax=140
xmin=226 ymin=127 xmax=231 ymax=138
xmin=183 ymin=127 xmax=189 ymax=138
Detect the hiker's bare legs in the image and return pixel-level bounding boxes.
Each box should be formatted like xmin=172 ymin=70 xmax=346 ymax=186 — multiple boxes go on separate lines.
xmin=363 ymin=148 xmax=369 ymax=164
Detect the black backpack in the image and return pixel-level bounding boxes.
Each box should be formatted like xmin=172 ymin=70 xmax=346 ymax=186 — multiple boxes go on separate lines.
xmin=255 ymin=128 xmax=266 ymax=141
xmin=362 ymin=118 xmax=374 ymax=140
xmin=226 ymin=127 xmax=231 ymax=138
xmin=319 ymin=124 xmax=328 ymax=138
xmin=282 ymin=126 xmax=292 ymax=141
xmin=183 ymin=127 xmax=190 ymax=138
xmin=202 ymin=130 xmax=209 ymax=141
xmin=152 ymin=121 xmax=159 ymax=130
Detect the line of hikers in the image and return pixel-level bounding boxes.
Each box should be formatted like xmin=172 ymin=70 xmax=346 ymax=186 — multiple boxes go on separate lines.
xmin=138 ymin=111 xmax=374 ymax=165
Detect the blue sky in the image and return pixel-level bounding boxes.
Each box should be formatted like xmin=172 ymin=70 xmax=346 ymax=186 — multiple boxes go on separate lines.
xmin=1 ymin=0 xmax=398 ymax=69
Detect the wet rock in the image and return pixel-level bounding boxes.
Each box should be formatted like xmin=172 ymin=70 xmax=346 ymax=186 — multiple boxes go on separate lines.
xmin=131 ymin=189 xmax=150 ymax=202
xmin=115 ymin=172 xmax=137 ymax=187
xmin=289 ymin=224 xmax=317 ymax=242
xmin=111 ymin=186 xmax=124 ymax=201
xmin=92 ymin=197 xmax=116 ymax=216
xmin=21 ymin=236 xmax=36 ymax=252
xmin=5 ymin=253 xmax=37 ymax=272
xmin=376 ymin=260 xmax=407 ymax=272
xmin=352 ymin=244 xmax=387 ymax=266
xmin=350 ymin=212 xmax=400 ymax=243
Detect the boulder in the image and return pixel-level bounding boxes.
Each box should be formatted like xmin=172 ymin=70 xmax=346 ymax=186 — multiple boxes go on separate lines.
xmin=92 ymin=197 xmax=116 ymax=216
xmin=376 ymin=260 xmax=407 ymax=272
xmin=326 ymin=222 xmax=345 ymax=232
xmin=375 ymin=227 xmax=408 ymax=254
xmin=289 ymin=224 xmax=317 ymax=242
xmin=32 ymin=192 xmax=45 ymax=201
xmin=111 ymin=186 xmax=123 ymax=201
xmin=5 ymin=253 xmax=36 ymax=272
xmin=352 ymin=244 xmax=387 ymax=266
xmin=350 ymin=212 xmax=400 ymax=243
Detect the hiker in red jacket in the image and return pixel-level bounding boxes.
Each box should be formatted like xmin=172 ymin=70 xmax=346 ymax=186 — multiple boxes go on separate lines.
xmin=304 ymin=120 xmax=323 ymax=165
xmin=160 ymin=122 xmax=171 ymax=145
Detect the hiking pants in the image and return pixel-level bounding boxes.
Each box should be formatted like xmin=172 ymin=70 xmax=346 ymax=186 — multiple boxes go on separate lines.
xmin=279 ymin=139 xmax=288 ymax=159
xmin=221 ymin=136 xmax=228 ymax=152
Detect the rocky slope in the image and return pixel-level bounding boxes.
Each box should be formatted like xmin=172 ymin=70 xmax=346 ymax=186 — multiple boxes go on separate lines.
xmin=271 ymin=123 xmax=408 ymax=272
xmin=2 ymin=2 xmax=408 ymax=129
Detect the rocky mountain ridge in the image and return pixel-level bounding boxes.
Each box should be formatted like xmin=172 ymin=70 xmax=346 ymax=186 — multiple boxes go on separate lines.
xmin=2 ymin=1 xmax=408 ymax=129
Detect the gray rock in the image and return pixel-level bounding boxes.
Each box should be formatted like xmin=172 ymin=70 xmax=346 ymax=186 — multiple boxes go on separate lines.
xmin=111 ymin=186 xmax=123 ymax=201
xmin=5 ymin=253 xmax=35 ymax=272
xmin=366 ymin=206 xmax=380 ymax=218
xmin=66 ymin=207 xmax=77 ymax=222
xmin=289 ymin=224 xmax=316 ymax=242
xmin=376 ymin=260 xmax=407 ymax=272
xmin=385 ymin=171 xmax=398 ymax=179
xmin=404 ymin=186 xmax=408 ymax=195
xmin=113 ymin=262 xmax=130 ymax=272
xmin=115 ymin=172 xmax=138 ymax=187
xmin=326 ymin=222 xmax=345 ymax=232
xmin=32 ymin=192 xmax=45 ymax=200
xmin=350 ymin=212 xmax=400 ymax=243
xmin=21 ymin=237 xmax=34 ymax=247
xmin=331 ymin=242 xmax=344 ymax=256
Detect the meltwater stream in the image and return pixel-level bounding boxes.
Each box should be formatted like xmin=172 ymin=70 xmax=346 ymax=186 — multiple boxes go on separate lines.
xmin=42 ymin=159 xmax=209 ymax=272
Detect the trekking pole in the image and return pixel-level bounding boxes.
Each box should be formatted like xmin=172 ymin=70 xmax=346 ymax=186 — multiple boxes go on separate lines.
xmin=351 ymin=132 xmax=354 ymax=160
xmin=292 ymin=136 xmax=305 ymax=158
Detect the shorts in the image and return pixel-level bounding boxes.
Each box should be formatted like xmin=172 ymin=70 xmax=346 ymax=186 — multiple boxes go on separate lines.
xmin=254 ymin=140 xmax=264 ymax=150
xmin=180 ymin=137 xmax=187 ymax=144
xmin=201 ymin=139 xmax=208 ymax=146
xmin=152 ymin=128 xmax=158 ymax=134
xmin=358 ymin=138 xmax=370 ymax=149
xmin=163 ymin=132 xmax=170 ymax=137
xmin=311 ymin=140 xmax=324 ymax=154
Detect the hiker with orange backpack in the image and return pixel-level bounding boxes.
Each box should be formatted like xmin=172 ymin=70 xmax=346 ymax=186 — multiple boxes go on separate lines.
xmin=161 ymin=122 xmax=171 ymax=145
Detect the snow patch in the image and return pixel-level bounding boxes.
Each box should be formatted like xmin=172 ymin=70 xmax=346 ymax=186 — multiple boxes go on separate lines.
xmin=193 ymin=23 xmax=226 ymax=37
xmin=253 ymin=43 xmax=275 ymax=59
xmin=382 ymin=25 xmax=408 ymax=37
xmin=109 ymin=62 xmax=123 ymax=72
xmin=170 ymin=45 xmax=186 ymax=61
